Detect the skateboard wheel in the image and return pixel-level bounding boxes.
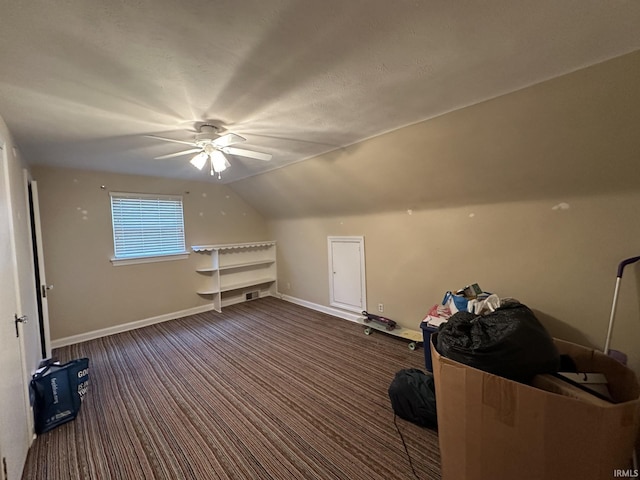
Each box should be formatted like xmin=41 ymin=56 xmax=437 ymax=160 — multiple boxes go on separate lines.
xmin=364 ymin=327 xmax=372 ymax=335
xmin=408 ymin=342 xmax=416 ymax=351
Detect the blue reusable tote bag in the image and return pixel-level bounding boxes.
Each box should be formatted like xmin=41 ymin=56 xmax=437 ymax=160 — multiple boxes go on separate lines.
xmin=30 ymin=358 xmax=89 ymax=434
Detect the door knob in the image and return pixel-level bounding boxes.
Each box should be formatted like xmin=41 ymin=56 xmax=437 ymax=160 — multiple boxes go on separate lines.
xmin=14 ymin=314 xmax=28 ymax=337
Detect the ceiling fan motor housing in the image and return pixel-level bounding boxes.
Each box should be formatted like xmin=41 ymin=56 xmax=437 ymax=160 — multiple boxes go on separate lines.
xmin=195 ymin=125 xmax=220 ymax=144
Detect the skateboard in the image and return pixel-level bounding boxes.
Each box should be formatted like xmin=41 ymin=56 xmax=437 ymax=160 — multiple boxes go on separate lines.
xmin=362 ymin=311 xmax=397 ymax=330
xmin=361 ymin=311 xmax=423 ymax=351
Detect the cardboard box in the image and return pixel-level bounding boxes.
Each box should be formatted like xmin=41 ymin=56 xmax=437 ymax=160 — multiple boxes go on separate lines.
xmin=431 ymin=334 xmax=640 ymax=480
xmin=531 ymin=374 xmax=613 ymax=406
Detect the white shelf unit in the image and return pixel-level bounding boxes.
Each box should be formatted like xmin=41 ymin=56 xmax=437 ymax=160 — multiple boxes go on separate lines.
xmin=192 ymin=241 xmax=277 ymax=312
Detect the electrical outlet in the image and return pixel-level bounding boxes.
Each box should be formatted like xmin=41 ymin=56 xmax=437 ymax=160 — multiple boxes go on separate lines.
xmin=286 ymin=282 xmax=291 ymax=290
xmin=378 ymin=303 xmax=384 ymax=313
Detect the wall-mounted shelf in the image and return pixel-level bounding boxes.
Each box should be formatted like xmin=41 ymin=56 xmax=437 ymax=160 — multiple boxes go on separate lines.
xmin=192 ymin=241 xmax=277 ymax=312
xmin=219 ymin=259 xmax=275 ymax=271
xmin=192 ymin=241 xmax=276 ymax=252
xmin=196 ymin=288 xmax=220 ymax=295
xmin=220 ymin=277 xmax=276 ymax=292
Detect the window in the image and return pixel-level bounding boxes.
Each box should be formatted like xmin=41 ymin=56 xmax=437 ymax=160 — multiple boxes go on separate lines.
xmin=110 ymin=192 xmax=188 ymax=265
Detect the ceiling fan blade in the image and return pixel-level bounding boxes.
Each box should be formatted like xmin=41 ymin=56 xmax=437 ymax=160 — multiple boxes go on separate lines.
xmin=213 ymin=133 xmax=246 ymax=148
xmin=144 ymin=135 xmax=196 ymax=147
xmin=222 ymin=147 xmax=272 ymax=161
xmin=154 ymin=148 xmax=202 ymax=160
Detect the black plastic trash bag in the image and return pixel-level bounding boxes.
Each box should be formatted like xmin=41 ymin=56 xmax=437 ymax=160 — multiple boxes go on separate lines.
xmin=436 ymin=303 xmax=559 ymax=382
xmin=388 ymin=368 xmax=437 ymax=428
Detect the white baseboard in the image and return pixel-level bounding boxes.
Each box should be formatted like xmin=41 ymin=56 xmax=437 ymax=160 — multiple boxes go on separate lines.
xmin=278 ymin=293 xmax=362 ymax=323
xmin=51 ymin=294 xmax=356 ymax=349
xmin=50 ymin=304 xmax=217 ymax=349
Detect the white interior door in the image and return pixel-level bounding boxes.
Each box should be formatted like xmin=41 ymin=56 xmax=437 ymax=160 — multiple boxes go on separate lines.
xmin=29 ymin=180 xmax=52 ymax=359
xmin=328 ymin=236 xmax=366 ymax=312
xmin=0 ymin=145 xmax=31 ymax=480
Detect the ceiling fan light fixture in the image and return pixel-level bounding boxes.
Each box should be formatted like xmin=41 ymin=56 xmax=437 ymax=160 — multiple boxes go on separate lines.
xmin=190 ymin=152 xmax=208 ymax=170
xmin=147 ymin=123 xmax=271 ymax=179
xmin=211 ymin=150 xmax=228 ymax=173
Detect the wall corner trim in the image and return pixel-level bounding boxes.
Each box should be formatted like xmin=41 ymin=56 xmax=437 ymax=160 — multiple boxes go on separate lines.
xmin=50 ymin=304 xmax=217 ymax=349
xmin=279 ymin=293 xmax=362 ymax=323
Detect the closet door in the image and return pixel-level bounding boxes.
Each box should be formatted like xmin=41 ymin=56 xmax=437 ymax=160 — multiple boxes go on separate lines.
xmin=328 ymin=236 xmax=366 ymax=313
xmin=0 ymin=143 xmax=31 ymax=480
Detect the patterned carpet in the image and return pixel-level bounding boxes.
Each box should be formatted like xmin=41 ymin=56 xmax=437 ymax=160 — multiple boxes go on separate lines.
xmin=22 ymin=297 xmax=441 ymax=479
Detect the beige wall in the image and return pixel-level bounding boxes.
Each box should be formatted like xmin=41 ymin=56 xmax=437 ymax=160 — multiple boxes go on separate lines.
xmin=269 ymin=193 xmax=640 ymax=373
xmin=32 ymin=166 xmax=268 ymax=340
xmin=229 ymin=51 xmax=640 ymax=375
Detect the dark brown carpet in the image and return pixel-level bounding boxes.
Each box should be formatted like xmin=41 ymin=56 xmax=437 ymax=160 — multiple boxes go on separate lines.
xmin=22 ymin=297 xmax=440 ymax=479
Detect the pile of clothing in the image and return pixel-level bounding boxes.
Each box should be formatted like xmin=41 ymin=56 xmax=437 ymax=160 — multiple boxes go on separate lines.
xmin=422 ymin=283 xmax=501 ymax=328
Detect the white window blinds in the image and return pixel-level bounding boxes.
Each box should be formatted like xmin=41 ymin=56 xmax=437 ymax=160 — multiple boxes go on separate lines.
xmin=110 ymin=192 xmax=186 ymax=259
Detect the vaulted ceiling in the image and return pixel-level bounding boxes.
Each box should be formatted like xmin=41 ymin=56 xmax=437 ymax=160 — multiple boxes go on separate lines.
xmin=1 ymin=1 xmax=639 ymax=183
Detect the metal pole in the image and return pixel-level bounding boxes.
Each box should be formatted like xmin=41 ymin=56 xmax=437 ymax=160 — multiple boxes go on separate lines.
xmin=603 ymin=256 xmax=640 ymax=354
xmin=603 ymin=277 xmax=621 ymax=355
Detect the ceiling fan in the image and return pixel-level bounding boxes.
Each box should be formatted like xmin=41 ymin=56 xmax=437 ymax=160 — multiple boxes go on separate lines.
xmin=146 ymin=124 xmax=272 ymax=179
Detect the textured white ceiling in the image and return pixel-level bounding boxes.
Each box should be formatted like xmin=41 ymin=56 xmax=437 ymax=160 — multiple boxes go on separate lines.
xmin=1 ymin=0 xmax=639 ymax=183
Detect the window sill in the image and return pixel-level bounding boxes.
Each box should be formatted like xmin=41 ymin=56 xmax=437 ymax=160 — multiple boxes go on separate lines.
xmin=110 ymin=252 xmax=190 ymax=267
